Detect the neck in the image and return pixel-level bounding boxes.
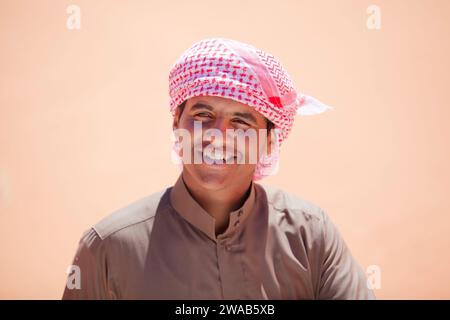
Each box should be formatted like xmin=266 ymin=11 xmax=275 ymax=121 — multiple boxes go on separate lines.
xmin=181 ymin=172 xmax=252 ymax=236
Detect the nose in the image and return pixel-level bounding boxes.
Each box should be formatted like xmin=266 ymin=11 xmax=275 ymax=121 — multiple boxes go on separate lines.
xmin=201 ymin=117 xmax=235 ymax=152
xmin=213 ymin=117 xmax=230 ymax=133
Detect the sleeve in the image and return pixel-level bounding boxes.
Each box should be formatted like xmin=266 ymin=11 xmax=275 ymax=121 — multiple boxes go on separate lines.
xmin=317 ymin=209 xmax=376 ymax=300
xmin=62 ymin=228 xmax=113 ymax=300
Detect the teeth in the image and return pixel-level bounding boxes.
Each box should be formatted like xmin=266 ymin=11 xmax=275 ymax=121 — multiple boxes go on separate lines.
xmin=203 ymin=149 xmax=235 ymax=162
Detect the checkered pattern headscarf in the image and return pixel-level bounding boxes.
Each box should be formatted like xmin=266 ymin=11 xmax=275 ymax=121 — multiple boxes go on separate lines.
xmin=168 ymin=38 xmax=332 ymax=180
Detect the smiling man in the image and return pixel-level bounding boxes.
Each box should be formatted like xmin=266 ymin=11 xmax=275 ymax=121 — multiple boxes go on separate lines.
xmin=62 ymin=38 xmax=375 ymax=300
xmin=172 ymin=95 xmax=276 ymax=236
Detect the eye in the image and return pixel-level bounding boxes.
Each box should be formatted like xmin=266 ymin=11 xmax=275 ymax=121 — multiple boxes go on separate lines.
xmin=232 ymin=118 xmax=250 ymax=126
xmin=195 ymin=112 xmax=212 ymax=118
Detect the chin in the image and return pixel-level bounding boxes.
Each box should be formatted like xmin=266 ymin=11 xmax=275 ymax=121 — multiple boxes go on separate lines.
xmin=184 ymin=164 xmax=249 ymax=191
xmin=192 ymin=168 xmax=234 ymax=190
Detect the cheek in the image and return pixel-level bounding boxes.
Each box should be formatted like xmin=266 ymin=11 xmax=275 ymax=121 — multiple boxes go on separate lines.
xmin=178 ymin=116 xmax=196 ymax=131
xmin=241 ymin=132 xmax=269 ymax=163
xmin=176 ymin=118 xmax=201 ymax=146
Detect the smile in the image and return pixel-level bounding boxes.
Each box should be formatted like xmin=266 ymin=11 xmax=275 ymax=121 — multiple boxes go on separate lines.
xmin=194 ymin=148 xmax=240 ymax=165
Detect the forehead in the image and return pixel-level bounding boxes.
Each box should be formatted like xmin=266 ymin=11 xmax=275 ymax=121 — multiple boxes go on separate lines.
xmin=186 ymin=95 xmax=263 ymax=118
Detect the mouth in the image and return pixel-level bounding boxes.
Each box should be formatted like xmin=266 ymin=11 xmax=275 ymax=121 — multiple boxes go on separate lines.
xmin=195 ymin=148 xmax=239 ymax=166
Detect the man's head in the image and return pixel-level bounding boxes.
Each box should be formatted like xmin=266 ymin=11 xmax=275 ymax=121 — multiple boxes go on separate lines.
xmin=173 ymin=95 xmax=275 ymax=191
xmin=168 ymin=37 xmax=332 ymax=181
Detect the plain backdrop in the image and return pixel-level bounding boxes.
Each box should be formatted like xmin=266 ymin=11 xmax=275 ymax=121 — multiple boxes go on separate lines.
xmin=1 ymin=0 xmax=449 ymax=299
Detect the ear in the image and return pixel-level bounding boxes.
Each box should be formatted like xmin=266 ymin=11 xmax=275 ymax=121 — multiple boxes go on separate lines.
xmin=266 ymin=130 xmax=273 ymax=155
xmin=262 ymin=125 xmax=276 ymax=156
xmin=258 ymin=128 xmax=273 ymax=159
xmin=172 ymin=107 xmax=181 ymax=131
xmin=267 ymin=131 xmax=273 ymax=154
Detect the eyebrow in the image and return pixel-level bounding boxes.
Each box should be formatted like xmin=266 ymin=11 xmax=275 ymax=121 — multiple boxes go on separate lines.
xmin=190 ymin=102 xmax=258 ymax=124
xmin=232 ymin=112 xmax=257 ymax=124
xmin=190 ymin=103 xmax=213 ymax=112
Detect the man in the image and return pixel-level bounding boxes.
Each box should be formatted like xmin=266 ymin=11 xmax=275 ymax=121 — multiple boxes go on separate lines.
xmin=62 ymin=38 xmax=374 ymax=299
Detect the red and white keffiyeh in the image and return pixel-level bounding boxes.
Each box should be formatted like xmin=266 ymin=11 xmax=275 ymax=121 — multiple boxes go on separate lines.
xmin=168 ymin=38 xmax=332 ymax=180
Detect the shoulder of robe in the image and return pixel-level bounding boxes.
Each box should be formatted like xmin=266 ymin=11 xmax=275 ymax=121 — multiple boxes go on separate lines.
xmin=257 ymin=183 xmax=326 ymax=228
xmin=92 ymin=187 xmax=171 ymax=240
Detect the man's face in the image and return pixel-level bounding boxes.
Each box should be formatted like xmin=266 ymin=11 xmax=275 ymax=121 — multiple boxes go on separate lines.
xmin=173 ymin=95 xmax=273 ymax=191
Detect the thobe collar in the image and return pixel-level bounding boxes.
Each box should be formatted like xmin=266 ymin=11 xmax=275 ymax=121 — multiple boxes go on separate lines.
xmin=169 ymin=173 xmax=256 ymax=242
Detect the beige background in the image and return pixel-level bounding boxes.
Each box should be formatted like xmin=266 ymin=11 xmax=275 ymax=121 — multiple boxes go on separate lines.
xmin=1 ymin=0 xmax=449 ymax=299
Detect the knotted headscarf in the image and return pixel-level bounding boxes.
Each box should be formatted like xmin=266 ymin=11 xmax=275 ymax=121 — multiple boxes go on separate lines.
xmin=168 ymin=38 xmax=332 ymax=180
